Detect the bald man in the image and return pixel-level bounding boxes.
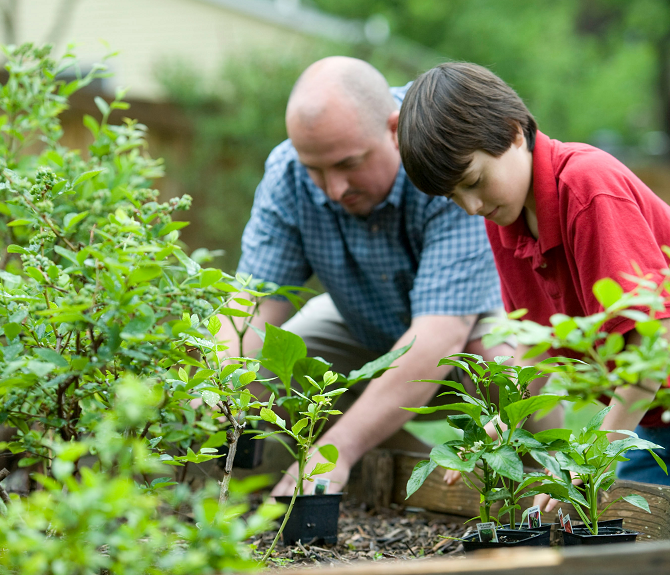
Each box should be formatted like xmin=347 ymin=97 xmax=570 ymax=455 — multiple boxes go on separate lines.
xmin=218 ymin=57 xmax=509 ymax=496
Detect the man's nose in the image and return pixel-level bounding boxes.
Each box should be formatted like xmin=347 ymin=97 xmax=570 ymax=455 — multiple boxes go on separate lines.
xmin=323 ymin=171 xmax=348 ymax=202
xmin=460 ymin=194 xmax=483 ymax=216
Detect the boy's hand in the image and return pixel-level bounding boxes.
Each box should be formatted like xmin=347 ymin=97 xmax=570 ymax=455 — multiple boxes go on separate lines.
xmin=270 ymin=450 xmax=351 ymax=498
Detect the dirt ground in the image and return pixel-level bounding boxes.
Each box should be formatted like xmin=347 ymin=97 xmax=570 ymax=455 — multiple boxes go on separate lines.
xmin=251 ymin=498 xmax=471 ymax=569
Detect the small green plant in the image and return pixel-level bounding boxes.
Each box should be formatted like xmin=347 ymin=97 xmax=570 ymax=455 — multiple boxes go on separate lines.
xmin=404 ymin=354 xmax=569 ymax=529
xmin=526 ymin=405 xmax=667 ymax=534
xmin=252 ymin=324 xmax=412 ymax=559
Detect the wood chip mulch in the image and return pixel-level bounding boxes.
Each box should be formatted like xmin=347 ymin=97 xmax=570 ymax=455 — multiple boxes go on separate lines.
xmin=250 ymin=500 xmax=471 ymax=569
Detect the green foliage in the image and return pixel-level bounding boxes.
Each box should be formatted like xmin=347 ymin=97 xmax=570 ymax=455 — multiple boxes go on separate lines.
xmin=404 ymin=354 xmax=566 ymax=527
xmin=0 ymin=377 xmax=283 ymax=574
xmin=483 ymin=269 xmax=670 ymax=410
xmin=525 ymin=406 xmax=665 ymax=533
xmin=253 ymin=325 xmax=412 ymax=558
xmin=311 ymin=0 xmax=660 ymax=145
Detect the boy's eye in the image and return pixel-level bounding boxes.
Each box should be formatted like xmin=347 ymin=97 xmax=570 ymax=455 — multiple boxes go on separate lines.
xmin=465 ymin=176 xmax=481 ymax=189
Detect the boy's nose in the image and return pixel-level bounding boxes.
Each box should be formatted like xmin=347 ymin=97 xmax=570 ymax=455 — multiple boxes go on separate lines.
xmin=460 ymin=195 xmax=483 ymax=216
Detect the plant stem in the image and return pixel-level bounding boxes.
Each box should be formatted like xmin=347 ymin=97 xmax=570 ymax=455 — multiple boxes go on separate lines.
xmin=262 ymin=451 xmax=305 ymax=562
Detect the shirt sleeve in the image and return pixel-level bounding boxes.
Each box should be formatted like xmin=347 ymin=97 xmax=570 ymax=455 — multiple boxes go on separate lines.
xmin=569 ymin=193 xmax=670 ymax=335
xmin=410 ymin=200 xmax=503 ymax=318
xmin=237 ymin=144 xmax=312 ymax=287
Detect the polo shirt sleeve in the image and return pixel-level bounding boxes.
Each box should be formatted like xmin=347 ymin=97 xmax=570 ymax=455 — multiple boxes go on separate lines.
xmin=410 ymin=200 xmax=503 ymax=318
xmin=237 ymin=144 xmax=312 ymax=287
xmin=569 ymin=193 xmax=670 ymax=335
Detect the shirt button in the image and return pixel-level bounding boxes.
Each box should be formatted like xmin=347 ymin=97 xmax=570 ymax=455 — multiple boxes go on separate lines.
xmin=539 ymin=261 xmax=547 ymax=269
xmin=381 ymin=274 xmax=388 ymax=281
xmin=371 ymin=224 xmax=380 ymax=233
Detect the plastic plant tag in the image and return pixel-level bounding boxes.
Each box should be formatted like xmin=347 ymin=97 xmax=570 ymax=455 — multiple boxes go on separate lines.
xmin=563 ymin=514 xmax=573 ymax=534
xmin=527 ymin=505 xmax=541 ymax=529
xmin=477 ymin=522 xmax=498 ymax=543
xmin=313 ymin=477 xmax=330 ymax=495
xmin=557 ymin=508 xmax=564 ymax=528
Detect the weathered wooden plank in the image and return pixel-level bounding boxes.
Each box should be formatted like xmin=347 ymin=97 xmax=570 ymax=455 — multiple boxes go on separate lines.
xmin=276 ymin=541 xmax=670 ymax=575
xmin=599 ymin=479 xmax=670 ymax=540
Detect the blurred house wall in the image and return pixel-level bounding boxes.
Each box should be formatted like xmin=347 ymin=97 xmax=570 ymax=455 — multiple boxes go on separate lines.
xmin=7 ymin=0 xmax=322 ymax=101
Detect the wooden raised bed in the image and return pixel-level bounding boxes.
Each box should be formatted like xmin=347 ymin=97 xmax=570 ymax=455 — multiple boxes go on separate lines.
xmin=278 ymin=540 xmax=670 ymax=575
xmin=347 ymin=450 xmax=670 ymax=540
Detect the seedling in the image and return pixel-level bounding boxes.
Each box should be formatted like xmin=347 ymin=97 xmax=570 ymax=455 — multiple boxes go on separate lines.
xmin=526 ymin=405 xmax=667 ymax=534
xmin=405 ymin=354 xmax=569 ymax=528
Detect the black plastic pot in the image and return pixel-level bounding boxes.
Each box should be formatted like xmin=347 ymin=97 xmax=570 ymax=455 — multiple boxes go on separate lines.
xmin=274 ymin=493 xmax=343 ymax=545
xmin=217 ymin=428 xmax=265 ymax=470
xmin=462 ymin=528 xmax=550 ymax=552
xmin=501 ymin=522 xmax=554 ymax=533
xmin=561 ymin=525 xmax=639 ymax=546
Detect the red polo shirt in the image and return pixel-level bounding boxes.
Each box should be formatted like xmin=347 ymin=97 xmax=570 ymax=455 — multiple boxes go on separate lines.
xmin=486 ymin=131 xmax=670 ymax=426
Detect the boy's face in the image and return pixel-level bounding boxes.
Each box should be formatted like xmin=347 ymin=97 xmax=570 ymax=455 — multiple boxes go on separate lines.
xmin=444 ymin=131 xmax=533 ymax=226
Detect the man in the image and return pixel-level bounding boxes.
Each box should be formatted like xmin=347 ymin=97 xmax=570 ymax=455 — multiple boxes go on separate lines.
xmin=219 ymin=56 xmax=510 ymax=496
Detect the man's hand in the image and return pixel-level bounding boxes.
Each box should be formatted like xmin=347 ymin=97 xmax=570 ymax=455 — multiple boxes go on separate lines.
xmin=270 ymin=450 xmax=351 ymax=497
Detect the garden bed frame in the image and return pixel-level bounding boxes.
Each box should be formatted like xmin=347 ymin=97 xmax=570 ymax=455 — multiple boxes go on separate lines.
xmin=278 ymin=540 xmax=670 ymax=575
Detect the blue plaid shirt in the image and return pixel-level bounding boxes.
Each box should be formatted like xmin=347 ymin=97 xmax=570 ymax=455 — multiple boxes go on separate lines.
xmin=238 ymin=86 xmax=502 ymax=352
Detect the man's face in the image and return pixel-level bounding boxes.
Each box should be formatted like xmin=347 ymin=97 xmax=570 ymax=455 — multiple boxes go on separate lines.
xmin=287 ymin=104 xmax=401 ymax=217
xmin=444 ymin=131 xmax=533 ymax=226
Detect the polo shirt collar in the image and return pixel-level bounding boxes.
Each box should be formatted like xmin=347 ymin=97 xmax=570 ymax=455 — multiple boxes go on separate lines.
xmin=498 ymin=130 xmax=562 ymax=255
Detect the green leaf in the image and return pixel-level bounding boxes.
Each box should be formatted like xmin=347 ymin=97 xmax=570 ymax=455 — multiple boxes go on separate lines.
xmin=402 ymin=402 xmax=482 ymax=420
xmin=202 ymin=431 xmax=228 ymax=449
xmin=555 ymin=452 xmax=596 ymax=475
xmin=201 ymin=390 xmax=220 ymax=409
xmin=200 ymin=268 xmax=223 ymax=288
xmin=621 ymin=493 xmax=650 ymax=513
xmin=585 ymin=406 xmax=612 ymax=435
xmin=293 ymin=357 xmax=332 ymax=392
xmin=318 ymin=444 xmax=338 ymax=464
xmin=483 ymin=445 xmax=523 ymax=483
xmin=6 ymin=244 xmax=28 ymax=254
xmin=8 ymin=219 xmax=32 ymax=227
xmin=292 ymin=418 xmax=308 ymax=435
xmin=504 ymin=395 xmax=564 ymax=428
xmin=310 ymin=462 xmax=335 ymax=476
xmin=406 ymin=459 xmax=437 ymax=499
xmin=127 ymin=264 xmax=162 ymax=285
xmin=63 ymin=211 xmax=89 ymax=231
xmin=34 ymin=348 xmax=68 ymax=367
xmin=593 ymin=277 xmax=624 ymax=309
xmin=207 ymin=315 xmax=222 ymax=336
xmin=3 ymin=322 xmax=21 ymax=340
xmin=635 ymin=319 xmax=663 ymax=337
xmin=530 ymin=450 xmax=567 ymax=481
xmin=347 ymin=340 xmax=413 ymax=385
xmin=217 ymin=308 xmax=252 ymax=317
xmin=430 ymin=444 xmax=477 ymax=473
xmin=533 ymin=428 xmax=572 ymax=443
xmin=260 ymin=324 xmax=306 ymax=389
xmin=238 ymin=371 xmax=256 ymax=386
xmin=260 ymin=407 xmax=277 ymax=424
xmin=72 ymin=169 xmax=105 ymax=188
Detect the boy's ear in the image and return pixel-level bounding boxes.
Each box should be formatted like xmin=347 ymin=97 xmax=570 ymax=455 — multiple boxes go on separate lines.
xmin=513 ymin=124 xmax=525 ymax=148
xmin=388 ymin=109 xmax=400 ymax=148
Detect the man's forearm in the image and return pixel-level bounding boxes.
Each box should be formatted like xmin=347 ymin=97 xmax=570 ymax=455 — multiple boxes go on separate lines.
xmin=318 ymin=314 xmax=475 ymax=467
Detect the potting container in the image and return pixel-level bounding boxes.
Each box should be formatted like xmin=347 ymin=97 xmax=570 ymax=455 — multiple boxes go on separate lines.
xmin=561 ymin=525 xmax=639 ymax=546
xmin=216 ymin=429 xmax=265 ymax=470
xmin=462 ymin=527 xmax=550 ymax=552
xmin=274 ymin=493 xmax=343 ymax=545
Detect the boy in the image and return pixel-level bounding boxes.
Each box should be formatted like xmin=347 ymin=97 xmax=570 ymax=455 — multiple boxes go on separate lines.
xmin=397 ymin=62 xmax=670 ymax=489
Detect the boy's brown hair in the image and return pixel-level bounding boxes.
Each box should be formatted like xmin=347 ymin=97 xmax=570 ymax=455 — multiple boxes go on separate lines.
xmin=398 ymin=62 xmax=537 ymax=196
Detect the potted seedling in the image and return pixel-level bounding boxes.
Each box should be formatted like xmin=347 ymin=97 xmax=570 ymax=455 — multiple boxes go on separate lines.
xmin=252 ymin=324 xmax=412 ymax=557
xmin=526 ymin=405 xmax=667 ymax=545
xmin=404 ymin=354 xmax=570 ymax=551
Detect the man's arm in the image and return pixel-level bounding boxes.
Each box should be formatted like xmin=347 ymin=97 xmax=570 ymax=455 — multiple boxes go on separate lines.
xmin=271 ymin=313 xmax=476 ymax=496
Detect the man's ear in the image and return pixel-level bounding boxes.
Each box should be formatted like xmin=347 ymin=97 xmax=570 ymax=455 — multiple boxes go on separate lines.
xmin=388 ymin=109 xmax=400 ymax=148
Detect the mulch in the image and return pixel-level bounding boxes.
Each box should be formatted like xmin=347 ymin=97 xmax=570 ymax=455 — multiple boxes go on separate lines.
xmin=251 ymin=499 xmax=471 ymax=569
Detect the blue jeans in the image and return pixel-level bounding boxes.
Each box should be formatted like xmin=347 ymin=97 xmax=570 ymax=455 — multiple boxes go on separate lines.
xmin=616 ymin=425 xmax=670 ymax=485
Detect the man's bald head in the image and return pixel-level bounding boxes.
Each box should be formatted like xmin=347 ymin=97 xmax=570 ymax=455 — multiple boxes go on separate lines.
xmin=286 ymin=56 xmax=397 ymax=136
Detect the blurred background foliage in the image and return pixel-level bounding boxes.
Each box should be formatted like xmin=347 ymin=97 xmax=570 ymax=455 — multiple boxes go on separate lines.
xmin=156 ymin=0 xmax=670 ymax=271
